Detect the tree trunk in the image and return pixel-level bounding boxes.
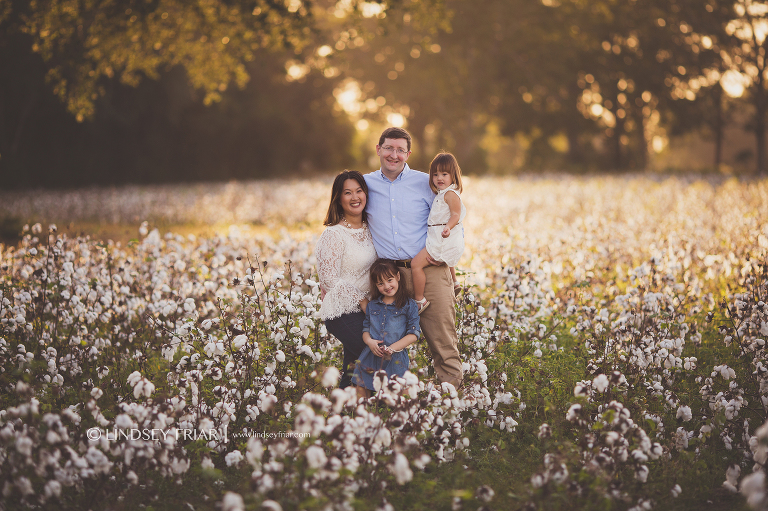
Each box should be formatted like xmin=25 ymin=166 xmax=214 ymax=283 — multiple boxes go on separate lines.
xmin=757 ymin=95 xmax=766 ymax=175
xmin=567 ymin=81 xmax=584 ymax=166
xmin=11 ymin=90 xmax=38 ymax=155
xmin=610 ymin=94 xmax=623 ymax=170
xmin=758 ymin=85 xmax=767 ymax=176
xmin=0 ymin=82 xmax=6 ymax=159
xmin=566 ymin=123 xmax=584 ymax=166
xmin=714 ymin=84 xmax=723 ymax=171
xmin=637 ymin=109 xmax=648 ymax=170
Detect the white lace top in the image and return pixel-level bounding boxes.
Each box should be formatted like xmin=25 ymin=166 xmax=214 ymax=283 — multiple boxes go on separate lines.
xmin=315 ymin=223 xmax=378 ymax=321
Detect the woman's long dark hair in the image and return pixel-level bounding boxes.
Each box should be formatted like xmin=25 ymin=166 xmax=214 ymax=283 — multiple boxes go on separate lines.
xmin=369 ymin=258 xmax=409 ymax=309
xmin=323 ymin=170 xmax=369 ymax=226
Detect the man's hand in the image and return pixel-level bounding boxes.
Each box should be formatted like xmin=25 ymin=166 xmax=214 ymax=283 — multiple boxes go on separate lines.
xmin=426 ymin=253 xmax=447 ymax=266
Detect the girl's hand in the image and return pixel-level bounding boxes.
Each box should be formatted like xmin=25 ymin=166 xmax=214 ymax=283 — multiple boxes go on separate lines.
xmin=381 ymin=345 xmax=393 ymax=360
xmin=441 ymin=226 xmax=451 ymax=238
xmin=365 ymin=337 xmax=385 ymax=357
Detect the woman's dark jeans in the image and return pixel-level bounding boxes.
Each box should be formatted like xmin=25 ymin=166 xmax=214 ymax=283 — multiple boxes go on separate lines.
xmin=324 ymin=311 xmax=366 ymax=389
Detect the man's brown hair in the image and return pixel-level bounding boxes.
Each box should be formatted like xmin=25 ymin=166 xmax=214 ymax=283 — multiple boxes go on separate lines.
xmin=378 ymin=127 xmax=412 ymax=152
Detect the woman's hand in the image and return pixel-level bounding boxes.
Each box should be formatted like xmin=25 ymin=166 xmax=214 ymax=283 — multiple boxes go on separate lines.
xmin=365 ymin=337 xmax=386 ymax=357
xmin=359 ymin=298 xmax=369 ymax=313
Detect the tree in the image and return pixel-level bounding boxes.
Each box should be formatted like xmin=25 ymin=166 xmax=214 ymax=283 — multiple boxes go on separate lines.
xmin=334 ymin=0 xmax=734 ymax=173
xmin=2 ymin=0 xmax=445 ymax=121
xmin=720 ymin=0 xmax=768 ymax=175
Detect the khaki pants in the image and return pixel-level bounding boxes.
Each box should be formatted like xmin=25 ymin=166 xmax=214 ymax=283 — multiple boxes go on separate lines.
xmin=398 ymin=264 xmax=463 ymax=387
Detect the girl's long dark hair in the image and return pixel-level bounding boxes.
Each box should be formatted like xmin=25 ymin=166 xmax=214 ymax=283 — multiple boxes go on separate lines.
xmin=323 ymin=170 xmax=369 ymax=226
xmin=369 ymin=258 xmax=409 ymax=309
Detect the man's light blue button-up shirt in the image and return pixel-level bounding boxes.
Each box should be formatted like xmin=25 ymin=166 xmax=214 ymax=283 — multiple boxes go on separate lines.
xmin=364 ymin=164 xmax=436 ymax=259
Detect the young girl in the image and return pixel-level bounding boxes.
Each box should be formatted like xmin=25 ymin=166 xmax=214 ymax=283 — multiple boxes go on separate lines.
xmin=352 ymin=259 xmax=420 ymax=398
xmin=411 ymin=152 xmax=467 ymax=314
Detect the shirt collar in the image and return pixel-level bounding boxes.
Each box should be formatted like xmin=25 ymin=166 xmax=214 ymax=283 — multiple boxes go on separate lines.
xmin=378 ymin=163 xmax=411 ymax=182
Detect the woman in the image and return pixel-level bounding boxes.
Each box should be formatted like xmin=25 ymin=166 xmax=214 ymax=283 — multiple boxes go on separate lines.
xmin=315 ymin=170 xmax=378 ymax=388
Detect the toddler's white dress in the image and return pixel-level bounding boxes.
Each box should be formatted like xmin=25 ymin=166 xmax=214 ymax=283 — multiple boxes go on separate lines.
xmin=425 ymin=184 xmax=466 ymax=267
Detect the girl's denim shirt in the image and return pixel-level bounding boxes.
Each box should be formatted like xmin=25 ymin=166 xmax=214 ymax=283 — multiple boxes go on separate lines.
xmin=363 ymin=296 xmax=420 ymax=345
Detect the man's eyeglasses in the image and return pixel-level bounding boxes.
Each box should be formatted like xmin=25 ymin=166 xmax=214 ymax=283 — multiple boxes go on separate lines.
xmin=381 ymin=145 xmax=409 ymax=156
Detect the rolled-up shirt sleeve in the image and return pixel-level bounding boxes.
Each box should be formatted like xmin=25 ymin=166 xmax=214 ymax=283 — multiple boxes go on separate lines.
xmin=405 ymin=300 xmax=421 ymax=338
xmin=363 ymin=307 xmax=371 ymax=334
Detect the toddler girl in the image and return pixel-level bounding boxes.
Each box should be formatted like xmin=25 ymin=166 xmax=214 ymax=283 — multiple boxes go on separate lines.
xmin=412 ymin=152 xmax=467 ymax=313
xmin=352 ymin=258 xmax=420 ymax=398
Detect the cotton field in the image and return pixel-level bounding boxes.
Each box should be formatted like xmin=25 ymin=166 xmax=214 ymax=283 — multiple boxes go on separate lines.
xmin=1 ymin=174 xmax=767 ymax=510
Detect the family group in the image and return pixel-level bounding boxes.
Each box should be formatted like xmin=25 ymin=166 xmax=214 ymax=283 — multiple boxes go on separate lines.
xmin=314 ymin=127 xmax=468 ymax=398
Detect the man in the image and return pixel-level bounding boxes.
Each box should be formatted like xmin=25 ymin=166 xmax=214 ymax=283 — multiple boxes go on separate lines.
xmin=364 ymin=126 xmax=463 ymax=388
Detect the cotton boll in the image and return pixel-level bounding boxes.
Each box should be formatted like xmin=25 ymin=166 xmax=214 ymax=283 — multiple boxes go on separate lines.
xmin=676 ymin=405 xmax=692 ymax=422
xmin=322 ymin=367 xmax=340 ymax=388
xmin=391 ymin=453 xmax=413 ymax=484
xmin=574 ymin=383 xmax=589 ymax=397
xmin=305 ymin=445 xmax=327 ymax=469
xmin=225 ymin=450 xmax=243 ymax=467
xmin=221 ymin=492 xmax=245 ymax=511
xmin=126 ymin=470 xmax=139 ymax=485
xmin=43 ymin=480 xmax=61 ymax=499
xmin=566 ymin=404 xmax=582 ymax=422
xmin=741 ymin=471 xmax=767 ymax=509
xmin=593 ymin=374 xmax=609 ymax=393
xmin=232 ymin=335 xmax=248 ymax=351
xmin=260 ymin=500 xmax=283 ymax=511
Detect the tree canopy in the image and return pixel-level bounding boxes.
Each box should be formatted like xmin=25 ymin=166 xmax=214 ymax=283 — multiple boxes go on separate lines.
xmin=3 ymin=0 xmax=768 ymax=187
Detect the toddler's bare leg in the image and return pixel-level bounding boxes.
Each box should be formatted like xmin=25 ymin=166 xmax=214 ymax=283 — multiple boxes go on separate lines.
xmin=411 ymin=248 xmax=431 ymax=302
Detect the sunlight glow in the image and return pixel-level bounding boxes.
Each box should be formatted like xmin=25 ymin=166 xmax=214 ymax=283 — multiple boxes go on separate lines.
xmin=386 ymin=112 xmax=405 ymax=127
xmin=361 ymin=2 xmax=385 ymax=18
xmin=286 ymin=62 xmax=309 ymax=81
xmin=333 ymin=79 xmax=362 ymax=115
xmin=334 ymin=0 xmax=354 ymax=18
xmin=720 ymin=69 xmax=749 ymax=98
xmin=286 ymin=0 xmax=302 ymax=13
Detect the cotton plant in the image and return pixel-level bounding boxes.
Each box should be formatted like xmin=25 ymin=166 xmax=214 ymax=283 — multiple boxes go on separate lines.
xmin=1 ymin=176 xmax=768 ymax=508
xmin=523 ymin=395 xmax=668 ymax=509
